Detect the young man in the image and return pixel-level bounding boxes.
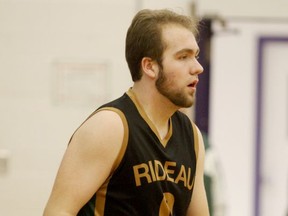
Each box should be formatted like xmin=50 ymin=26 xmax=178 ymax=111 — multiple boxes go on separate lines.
xmin=44 ymin=9 xmax=210 ymax=216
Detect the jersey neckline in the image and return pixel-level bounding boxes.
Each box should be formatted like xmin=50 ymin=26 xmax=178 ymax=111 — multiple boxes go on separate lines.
xmin=126 ymin=88 xmax=172 ymax=147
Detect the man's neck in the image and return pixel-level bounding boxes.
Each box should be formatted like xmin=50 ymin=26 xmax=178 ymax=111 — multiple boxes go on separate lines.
xmin=130 ymin=84 xmax=178 ymax=139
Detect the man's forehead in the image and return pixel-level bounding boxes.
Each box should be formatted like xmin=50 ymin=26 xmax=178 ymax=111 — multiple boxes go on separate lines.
xmin=161 ymin=24 xmax=196 ymax=41
xmin=161 ymin=25 xmax=198 ymax=52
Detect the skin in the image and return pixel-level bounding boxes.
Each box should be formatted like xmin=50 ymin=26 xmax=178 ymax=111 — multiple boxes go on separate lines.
xmin=155 ymin=25 xmax=202 ymax=109
xmin=43 ymin=24 xmax=209 ymax=216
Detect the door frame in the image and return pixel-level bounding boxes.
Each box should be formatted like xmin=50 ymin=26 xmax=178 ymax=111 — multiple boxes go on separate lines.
xmin=255 ymin=36 xmax=288 ymax=216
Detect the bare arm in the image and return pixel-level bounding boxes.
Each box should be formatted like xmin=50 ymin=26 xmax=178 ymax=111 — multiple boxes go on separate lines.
xmin=186 ymin=125 xmax=210 ymax=216
xmin=43 ymin=110 xmax=125 ymax=216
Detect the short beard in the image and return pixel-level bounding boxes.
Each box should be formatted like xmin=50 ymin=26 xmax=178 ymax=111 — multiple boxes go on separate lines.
xmin=155 ymin=66 xmax=194 ymax=108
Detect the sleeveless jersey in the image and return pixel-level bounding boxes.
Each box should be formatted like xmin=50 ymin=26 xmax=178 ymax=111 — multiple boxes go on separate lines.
xmin=77 ymin=89 xmax=199 ymax=216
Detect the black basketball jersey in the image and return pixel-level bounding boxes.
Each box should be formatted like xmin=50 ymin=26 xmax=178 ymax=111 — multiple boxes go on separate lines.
xmin=77 ymin=89 xmax=199 ymax=216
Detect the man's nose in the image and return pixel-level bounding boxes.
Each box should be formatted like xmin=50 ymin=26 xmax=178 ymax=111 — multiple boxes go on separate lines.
xmin=190 ymin=59 xmax=204 ymax=75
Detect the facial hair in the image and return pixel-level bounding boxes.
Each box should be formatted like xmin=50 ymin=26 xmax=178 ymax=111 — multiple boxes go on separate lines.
xmin=155 ymin=66 xmax=194 ymax=108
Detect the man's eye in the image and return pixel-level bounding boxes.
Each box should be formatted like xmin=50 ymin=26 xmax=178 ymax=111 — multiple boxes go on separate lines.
xmin=180 ymin=55 xmax=188 ymax=60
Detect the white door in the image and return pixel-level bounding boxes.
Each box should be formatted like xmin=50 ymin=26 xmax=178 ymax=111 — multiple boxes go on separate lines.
xmin=260 ymin=38 xmax=288 ymax=216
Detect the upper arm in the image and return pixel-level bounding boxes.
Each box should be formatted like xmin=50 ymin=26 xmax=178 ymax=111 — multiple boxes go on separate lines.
xmin=186 ymin=125 xmax=210 ymax=216
xmin=44 ymin=109 xmax=127 ymax=216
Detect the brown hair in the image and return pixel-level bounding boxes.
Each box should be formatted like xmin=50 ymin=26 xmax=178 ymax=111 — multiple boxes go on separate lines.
xmin=125 ymin=9 xmax=199 ymax=81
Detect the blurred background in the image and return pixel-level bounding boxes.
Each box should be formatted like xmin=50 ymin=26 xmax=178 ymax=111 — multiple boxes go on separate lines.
xmin=0 ymin=0 xmax=287 ymax=215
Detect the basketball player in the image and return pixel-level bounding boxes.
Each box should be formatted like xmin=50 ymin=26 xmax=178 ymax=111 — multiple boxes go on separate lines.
xmin=44 ymin=9 xmax=210 ymax=216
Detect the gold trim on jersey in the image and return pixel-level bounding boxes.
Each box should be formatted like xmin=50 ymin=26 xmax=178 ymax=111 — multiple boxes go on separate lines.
xmin=191 ymin=123 xmax=199 ymax=161
xmin=92 ymin=107 xmax=129 ymax=216
xmin=126 ymin=89 xmax=172 ymax=147
xmin=189 ymin=123 xmax=199 ymax=192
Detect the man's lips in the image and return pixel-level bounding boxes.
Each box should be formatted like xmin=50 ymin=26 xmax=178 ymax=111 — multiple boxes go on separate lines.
xmin=188 ymin=80 xmax=199 ymax=89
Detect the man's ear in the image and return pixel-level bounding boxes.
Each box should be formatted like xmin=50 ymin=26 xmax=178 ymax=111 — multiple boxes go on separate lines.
xmin=141 ymin=57 xmax=158 ymax=79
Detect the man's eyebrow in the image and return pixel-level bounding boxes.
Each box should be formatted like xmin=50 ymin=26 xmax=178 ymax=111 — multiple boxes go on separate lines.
xmin=175 ymin=48 xmax=200 ymax=55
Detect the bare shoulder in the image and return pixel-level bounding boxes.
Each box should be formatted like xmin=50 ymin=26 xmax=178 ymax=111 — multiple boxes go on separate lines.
xmin=70 ymin=108 xmax=126 ymax=162
xmin=75 ymin=109 xmax=125 ymax=139
xmin=59 ymin=108 xmax=128 ymax=187
xmin=43 ymin=109 xmax=127 ymax=215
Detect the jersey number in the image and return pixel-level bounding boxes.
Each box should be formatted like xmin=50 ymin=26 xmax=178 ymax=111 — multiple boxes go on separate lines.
xmin=159 ymin=192 xmax=175 ymax=216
